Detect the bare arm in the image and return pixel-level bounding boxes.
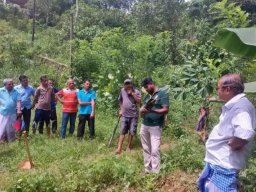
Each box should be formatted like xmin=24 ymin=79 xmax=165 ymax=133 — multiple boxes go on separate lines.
xmin=228 ymin=137 xmax=248 ymax=150
xmin=90 ymin=100 xmax=95 ymax=117
xmin=78 ymin=99 xmax=91 ymax=106
xmin=228 ymin=112 xmax=254 ymax=150
xmin=32 ymin=89 xmax=39 ymax=109
xmin=140 ymin=105 xmax=149 ymax=116
xmin=140 ymin=105 xmax=169 ymax=116
xmin=150 ymin=105 xmax=169 ymax=114
xmin=17 ymin=100 xmax=22 ymax=116
xmin=55 ymin=93 xmax=64 ymax=104
xmin=131 ymin=92 xmax=141 ymax=104
xmin=119 ymin=101 xmax=123 ymax=117
xmin=140 ymin=105 xmax=169 ymax=114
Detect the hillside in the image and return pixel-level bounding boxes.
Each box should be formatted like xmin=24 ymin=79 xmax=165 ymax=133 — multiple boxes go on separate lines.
xmin=0 ymin=0 xmax=256 ymax=191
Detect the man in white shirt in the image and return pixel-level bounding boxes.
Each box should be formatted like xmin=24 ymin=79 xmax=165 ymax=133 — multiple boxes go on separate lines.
xmin=198 ymin=74 xmax=256 ymax=192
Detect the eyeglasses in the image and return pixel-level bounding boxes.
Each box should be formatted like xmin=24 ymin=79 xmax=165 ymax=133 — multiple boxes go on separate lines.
xmin=216 ymin=85 xmax=231 ymax=91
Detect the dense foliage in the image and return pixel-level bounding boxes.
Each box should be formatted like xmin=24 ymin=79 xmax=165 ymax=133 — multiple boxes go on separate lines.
xmin=0 ymin=0 xmax=256 ymax=191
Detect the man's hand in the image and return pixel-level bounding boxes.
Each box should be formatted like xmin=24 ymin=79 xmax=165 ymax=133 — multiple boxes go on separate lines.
xmin=90 ymin=112 xmax=95 ymax=118
xmin=140 ymin=106 xmax=150 ymax=114
xmin=79 ymin=101 xmax=91 ymax=106
xmin=17 ymin=110 xmax=22 ymax=117
xmin=31 ymin=103 xmax=35 ymax=109
xmin=228 ymin=137 xmax=248 ymax=150
xmin=119 ymin=111 xmax=122 ymax=117
xmin=127 ymin=89 xmax=133 ymax=96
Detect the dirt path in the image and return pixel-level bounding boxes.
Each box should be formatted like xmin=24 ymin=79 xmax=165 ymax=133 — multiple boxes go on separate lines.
xmin=156 ymin=169 xmax=199 ymax=192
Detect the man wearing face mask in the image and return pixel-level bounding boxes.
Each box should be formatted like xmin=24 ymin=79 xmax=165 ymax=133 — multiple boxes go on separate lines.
xmin=140 ymin=77 xmax=169 ymax=174
xmin=115 ymin=79 xmax=141 ymax=155
xmin=0 ymin=79 xmax=22 ymax=142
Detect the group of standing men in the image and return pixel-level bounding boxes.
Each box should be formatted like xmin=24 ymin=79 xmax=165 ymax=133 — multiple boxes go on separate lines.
xmin=1 ymin=73 xmax=255 ymax=186
xmin=0 ymin=75 xmax=96 ymax=142
xmin=0 ymin=75 xmax=170 ymax=174
xmin=118 ymin=73 xmax=256 ymax=185
xmin=116 ymin=78 xmax=169 ymax=174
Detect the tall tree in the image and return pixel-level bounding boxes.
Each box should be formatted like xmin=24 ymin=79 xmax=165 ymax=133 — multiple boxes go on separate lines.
xmin=83 ymin=0 xmax=135 ymax=11
xmin=26 ymin=0 xmax=73 ymax=26
xmin=132 ymin=0 xmax=186 ymax=65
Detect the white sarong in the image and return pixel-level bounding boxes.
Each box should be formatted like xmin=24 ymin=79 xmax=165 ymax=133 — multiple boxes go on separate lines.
xmin=0 ymin=114 xmax=16 ymax=142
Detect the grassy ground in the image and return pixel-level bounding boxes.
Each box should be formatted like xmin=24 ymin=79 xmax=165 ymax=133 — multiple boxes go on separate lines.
xmin=0 ymin=106 xmax=204 ymax=191
xmin=4 ymin=102 xmax=256 ymax=191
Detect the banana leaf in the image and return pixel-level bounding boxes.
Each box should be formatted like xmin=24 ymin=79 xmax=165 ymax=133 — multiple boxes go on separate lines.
xmin=214 ymin=28 xmax=256 ymax=57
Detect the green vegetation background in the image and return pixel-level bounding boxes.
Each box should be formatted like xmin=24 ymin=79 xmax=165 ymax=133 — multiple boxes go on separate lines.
xmin=1 ymin=0 xmax=256 ymax=191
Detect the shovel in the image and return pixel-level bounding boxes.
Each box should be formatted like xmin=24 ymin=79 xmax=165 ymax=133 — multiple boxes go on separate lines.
xmin=18 ymin=131 xmax=34 ymax=170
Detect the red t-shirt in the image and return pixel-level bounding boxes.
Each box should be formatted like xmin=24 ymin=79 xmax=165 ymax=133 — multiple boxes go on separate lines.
xmin=57 ymin=88 xmax=78 ymax=113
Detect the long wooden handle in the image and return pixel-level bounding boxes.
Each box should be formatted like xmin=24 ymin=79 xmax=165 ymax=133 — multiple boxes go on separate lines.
xmin=23 ymin=131 xmax=33 ymax=167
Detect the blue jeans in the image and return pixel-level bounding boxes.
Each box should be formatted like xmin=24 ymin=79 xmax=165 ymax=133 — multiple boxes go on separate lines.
xmin=60 ymin=112 xmax=77 ymax=139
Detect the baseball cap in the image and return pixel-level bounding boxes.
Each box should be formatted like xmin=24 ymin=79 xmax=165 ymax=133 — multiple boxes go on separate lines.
xmin=124 ymin=79 xmax=132 ymax=84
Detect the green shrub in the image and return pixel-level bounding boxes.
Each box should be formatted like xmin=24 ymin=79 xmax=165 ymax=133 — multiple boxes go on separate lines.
xmin=161 ymin=135 xmax=204 ymax=173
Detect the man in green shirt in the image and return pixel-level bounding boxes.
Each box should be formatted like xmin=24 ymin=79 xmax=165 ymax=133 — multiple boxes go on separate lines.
xmin=140 ymin=77 xmax=169 ymax=174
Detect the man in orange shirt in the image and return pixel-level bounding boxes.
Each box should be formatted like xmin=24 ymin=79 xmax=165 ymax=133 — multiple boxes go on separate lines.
xmin=56 ymin=78 xmax=79 ymax=139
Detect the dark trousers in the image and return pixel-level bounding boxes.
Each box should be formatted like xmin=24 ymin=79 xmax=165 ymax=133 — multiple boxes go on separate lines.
xmin=50 ymin=108 xmax=57 ymax=133
xmin=34 ymin=109 xmax=51 ymax=134
xmin=77 ymin=114 xmax=95 ymax=139
xmin=22 ymin=107 xmax=31 ymax=133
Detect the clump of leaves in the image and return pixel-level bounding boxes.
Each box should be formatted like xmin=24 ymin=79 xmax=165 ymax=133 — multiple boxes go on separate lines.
xmin=12 ymin=172 xmax=59 ymax=192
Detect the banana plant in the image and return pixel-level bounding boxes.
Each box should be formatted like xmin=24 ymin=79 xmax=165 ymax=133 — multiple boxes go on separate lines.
xmin=214 ymin=28 xmax=256 ymax=57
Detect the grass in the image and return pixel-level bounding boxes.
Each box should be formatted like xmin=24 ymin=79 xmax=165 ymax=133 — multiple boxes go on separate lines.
xmin=0 ymin=107 xmax=147 ymax=191
xmin=2 ymin=100 xmax=255 ymax=191
xmin=1 ymin=103 xmax=240 ymax=192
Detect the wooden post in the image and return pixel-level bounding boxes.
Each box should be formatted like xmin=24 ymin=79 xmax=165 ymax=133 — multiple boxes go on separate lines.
xmin=32 ymin=0 xmax=36 ymax=44
xmin=70 ymin=13 xmax=74 ymax=76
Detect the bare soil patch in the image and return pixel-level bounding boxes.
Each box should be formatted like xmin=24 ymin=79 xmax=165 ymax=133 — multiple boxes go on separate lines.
xmin=156 ymin=169 xmax=199 ymax=192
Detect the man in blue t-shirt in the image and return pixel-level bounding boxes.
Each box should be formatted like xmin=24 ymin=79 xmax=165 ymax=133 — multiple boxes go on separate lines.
xmin=77 ymin=80 xmax=96 ymax=140
xmin=15 ymin=75 xmax=35 ymax=134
